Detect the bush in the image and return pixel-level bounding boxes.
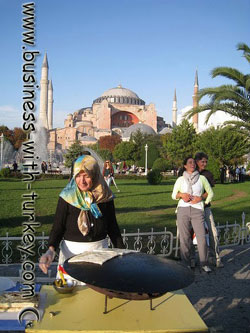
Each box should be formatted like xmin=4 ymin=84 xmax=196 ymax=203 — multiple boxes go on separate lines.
xmin=147 ymin=169 xmax=162 ymax=185
xmin=115 ymin=174 xmax=147 ymax=180
xmin=152 ymin=158 xmax=169 ymax=172
xmin=11 ymin=171 xmax=23 ymax=179
xmin=0 ymin=167 xmax=11 ymax=178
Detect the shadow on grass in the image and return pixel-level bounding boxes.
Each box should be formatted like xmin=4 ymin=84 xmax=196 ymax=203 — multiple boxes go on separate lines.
xmin=116 ymin=204 xmax=177 ymax=213
xmin=115 ymin=191 xmax=172 ymax=199
xmin=0 ymin=215 xmax=54 ymax=236
xmin=119 ymin=212 xmax=177 ymax=233
xmin=117 ymin=180 xmax=175 ymax=187
xmin=32 ymin=186 xmax=66 ymax=190
xmin=212 ymin=203 xmax=250 ymax=221
xmin=2 ymin=188 xmax=25 ymax=191
xmin=0 ymin=179 xmax=22 ymax=182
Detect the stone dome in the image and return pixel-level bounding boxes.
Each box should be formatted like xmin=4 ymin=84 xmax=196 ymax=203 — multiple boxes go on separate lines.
xmin=159 ymin=126 xmax=172 ymax=135
xmin=122 ymin=123 xmax=156 ymax=139
xmin=93 ymin=85 xmax=145 ymax=105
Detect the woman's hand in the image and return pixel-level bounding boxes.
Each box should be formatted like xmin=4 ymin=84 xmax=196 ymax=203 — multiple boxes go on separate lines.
xmin=39 ymin=247 xmax=56 ymax=274
xmin=190 ymin=196 xmax=203 ymax=204
xmin=177 ymin=192 xmax=191 ymax=202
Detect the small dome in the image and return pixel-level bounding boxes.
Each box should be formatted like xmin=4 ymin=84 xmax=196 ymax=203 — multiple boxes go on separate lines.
xmin=159 ymin=127 xmax=172 ymax=135
xmin=93 ymin=85 xmax=145 ymax=105
xmin=123 ymin=123 xmax=156 ymax=138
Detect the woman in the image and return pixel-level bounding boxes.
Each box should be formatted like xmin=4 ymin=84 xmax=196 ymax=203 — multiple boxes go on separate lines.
xmin=39 ymin=155 xmax=125 ymax=279
xmin=102 ymin=160 xmax=114 ymax=187
xmin=172 ymin=156 xmax=213 ymax=272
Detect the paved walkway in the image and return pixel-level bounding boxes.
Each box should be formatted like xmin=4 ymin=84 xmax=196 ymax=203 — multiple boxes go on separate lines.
xmin=1 ymin=244 xmax=250 ymax=332
xmin=184 ymin=244 xmax=250 ymax=333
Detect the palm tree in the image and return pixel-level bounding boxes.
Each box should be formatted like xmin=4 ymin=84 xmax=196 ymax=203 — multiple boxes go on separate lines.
xmin=186 ymin=43 xmax=250 ymax=134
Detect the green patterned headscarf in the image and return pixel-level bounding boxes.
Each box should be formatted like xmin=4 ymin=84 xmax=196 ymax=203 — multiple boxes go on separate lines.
xmin=60 ymin=155 xmax=113 ymax=236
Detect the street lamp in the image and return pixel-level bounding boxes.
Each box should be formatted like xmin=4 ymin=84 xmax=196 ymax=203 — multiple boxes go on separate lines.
xmin=0 ymin=133 xmax=4 ymax=168
xmin=145 ymin=144 xmax=148 ymax=175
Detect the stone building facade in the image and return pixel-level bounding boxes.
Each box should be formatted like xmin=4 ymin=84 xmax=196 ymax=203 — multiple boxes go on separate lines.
xmin=39 ymin=53 xmax=180 ymax=154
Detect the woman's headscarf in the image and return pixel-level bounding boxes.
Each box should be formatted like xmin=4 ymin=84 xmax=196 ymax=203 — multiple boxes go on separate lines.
xmin=60 ymin=155 xmax=113 ymax=236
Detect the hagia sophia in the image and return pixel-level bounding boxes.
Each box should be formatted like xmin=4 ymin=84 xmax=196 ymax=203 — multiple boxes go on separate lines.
xmin=39 ymin=53 xmax=199 ymax=154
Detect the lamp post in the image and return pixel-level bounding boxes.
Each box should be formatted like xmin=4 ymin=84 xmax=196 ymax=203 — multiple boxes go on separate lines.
xmin=145 ymin=144 xmax=148 ymax=175
xmin=0 ymin=133 xmax=4 ymax=168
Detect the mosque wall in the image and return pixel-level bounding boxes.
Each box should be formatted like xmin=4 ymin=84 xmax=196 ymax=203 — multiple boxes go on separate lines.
xmin=94 ymin=100 xmax=111 ymax=129
xmin=39 ymin=53 xmax=170 ymax=153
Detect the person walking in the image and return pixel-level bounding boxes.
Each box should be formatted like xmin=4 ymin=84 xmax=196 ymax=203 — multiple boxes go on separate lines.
xmin=195 ymin=152 xmax=224 ymax=268
xmin=241 ymin=166 xmax=246 ymax=182
xmin=12 ymin=161 xmax=18 ymax=172
xmin=102 ymin=160 xmax=114 ymax=187
xmin=172 ymin=156 xmax=214 ymax=273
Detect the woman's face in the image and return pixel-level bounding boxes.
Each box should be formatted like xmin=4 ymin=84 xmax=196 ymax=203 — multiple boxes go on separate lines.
xmin=184 ymin=158 xmax=196 ymax=173
xmin=196 ymin=158 xmax=208 ymax=172
xmin=75 ymin=171 xmax=93 ymax=191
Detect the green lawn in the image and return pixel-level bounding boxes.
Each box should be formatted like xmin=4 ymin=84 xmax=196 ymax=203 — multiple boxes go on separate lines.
xmin=0 ymin=178 xmax=249 ymax=237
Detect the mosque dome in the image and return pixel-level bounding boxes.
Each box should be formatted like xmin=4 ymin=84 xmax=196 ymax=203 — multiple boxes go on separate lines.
xmin=122 ymin=123 xmax=156 ymax=139
xmin=159 ymin=126 xmax=172 ymax=135
xmin=93 ymin=85 xmax=145 ymax=105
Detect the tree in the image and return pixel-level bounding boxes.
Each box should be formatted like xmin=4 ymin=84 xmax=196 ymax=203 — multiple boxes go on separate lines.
xmin=195 ymin=126 xmax=250 ymax=167
xmin=130 ymin=130 xmax=145 ymax=162
xmin=130 ymin=130 xmax=163 ymax=164
xmin=138 ymin=141 xmax=160 ymax=168
xmin=0 ymin=126 xmax=14 ymax=146
xmin=164 ymin=120 xmax=198 ymax=167
xmin=13 ymin=128 xmax=26 ymax=149
xmin=64 ymin=141 xmax=85 ymax=168
xmin=113 ymin=141 xmax=136 ymax=162
xmin=152 ymin=158 xmax=170 ymax=172
xmin=0 ymin=126 xmax=26 ymax=150
xmin=99 ymin=135 xmax=121 ymax=152
xmin=186 ymin=43 xmax=250 ymax=134
xmin=98 ymin=149 xmax=113 ymax=162
xmin=160 ymin=132 xmax=172 ymax=159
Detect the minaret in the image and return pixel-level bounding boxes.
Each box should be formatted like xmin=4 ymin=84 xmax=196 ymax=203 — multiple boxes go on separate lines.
xmin=172 ymin=88 xmax=177 ymax=127
xmin=48 ymin=80 xmax=53 ymax=130
xmin=192 ymin=70 xmax=199 ymax=131
xmin=39 ymin=53 xmax=49 ymax=129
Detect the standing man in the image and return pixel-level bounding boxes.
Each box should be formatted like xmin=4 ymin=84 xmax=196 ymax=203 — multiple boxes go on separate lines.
xmin=219 ymin=166 xmax=226 ymax=184
xmin=195 ymin=152 xmax=224 ymax=268
xmin=235 ymin=166 xmax=240 ymax=182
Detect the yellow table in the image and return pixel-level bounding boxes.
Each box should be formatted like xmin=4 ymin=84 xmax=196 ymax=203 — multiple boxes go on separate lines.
xmin=27 ymin=286 xmax=208 ymax=333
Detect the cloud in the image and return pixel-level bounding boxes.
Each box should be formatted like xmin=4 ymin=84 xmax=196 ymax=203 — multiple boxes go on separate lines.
xmin=0 ymin=105 xmax=21 ymax=128
xmin=0 ymin=105 xmax=19 ymax=113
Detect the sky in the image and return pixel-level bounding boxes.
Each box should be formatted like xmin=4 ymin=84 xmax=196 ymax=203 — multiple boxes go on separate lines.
xmin=0 ymin=0 xmax=249 ymax=129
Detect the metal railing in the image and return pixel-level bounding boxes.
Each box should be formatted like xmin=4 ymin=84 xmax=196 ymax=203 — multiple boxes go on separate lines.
xmin=0 ymin=212 xmax=249 ymax=283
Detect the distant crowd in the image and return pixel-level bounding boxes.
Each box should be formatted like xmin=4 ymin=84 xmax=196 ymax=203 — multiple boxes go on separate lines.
xmin=8 ymin=159 xmax=248 ymax=184
xmin=219 ymin=165 xmax=246 ymax=184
